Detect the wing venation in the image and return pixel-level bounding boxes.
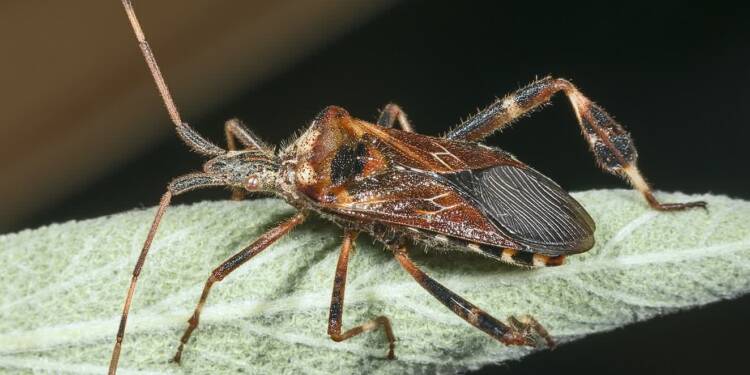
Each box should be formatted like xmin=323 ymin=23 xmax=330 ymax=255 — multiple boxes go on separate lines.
xmin=443 ymin=164 xmax=595 ymax=253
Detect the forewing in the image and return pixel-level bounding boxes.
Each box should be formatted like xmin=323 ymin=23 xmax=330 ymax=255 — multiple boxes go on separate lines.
xmin=352 ymin=121 xmax=523 ymax=173
xmin=322 ymin=170 xmax=519 ymax=249
xmin=328 ymin=120 xmax=595 ymax=255
xmin=443 ymin=164 xmax=596 ymax=254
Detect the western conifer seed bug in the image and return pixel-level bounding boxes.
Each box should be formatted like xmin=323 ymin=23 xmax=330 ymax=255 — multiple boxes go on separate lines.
xmin=109 ymin=1 xmax=707 ymax=373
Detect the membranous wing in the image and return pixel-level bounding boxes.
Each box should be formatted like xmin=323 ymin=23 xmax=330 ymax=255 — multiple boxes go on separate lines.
xmin=325 ymin=121 xmax=596 ymax=255
xmin=441 ymin=164 xmax=595 ymax=254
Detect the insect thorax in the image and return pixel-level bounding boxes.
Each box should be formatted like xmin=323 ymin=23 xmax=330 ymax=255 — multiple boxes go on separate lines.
xmin=280 ymin=106 xmax=381 ymax=203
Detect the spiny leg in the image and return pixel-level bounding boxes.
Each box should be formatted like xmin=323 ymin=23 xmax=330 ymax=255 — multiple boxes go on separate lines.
xmin=328 ymin=231 xmax=396 ymax=359
xmin=223 ymin=118 xmax=273 ymax=200
xmin=446 ymin=77 xmax=706 ymax=211
xmin=109 ymin=173 xmax=227 ymax=375
xmin=393 ymin=246 xmax=555 ymax=348
xmin=377 ymin=103 xmax=414 ymax=132
xmin=172 ymin=211 xmax=307 ymax=364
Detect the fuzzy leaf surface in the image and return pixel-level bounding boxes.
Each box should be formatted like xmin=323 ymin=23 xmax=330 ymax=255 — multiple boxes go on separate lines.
xmin=0 ymin=190 xmax=747 ymax=374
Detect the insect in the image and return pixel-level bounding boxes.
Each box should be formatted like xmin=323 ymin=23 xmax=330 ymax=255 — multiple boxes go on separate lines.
xmin=109 ymin=1 xmax=707 ymax=373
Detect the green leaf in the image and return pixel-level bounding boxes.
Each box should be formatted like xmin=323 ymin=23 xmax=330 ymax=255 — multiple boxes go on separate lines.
xmin=0 ymin=190 xmax=748 ymax=374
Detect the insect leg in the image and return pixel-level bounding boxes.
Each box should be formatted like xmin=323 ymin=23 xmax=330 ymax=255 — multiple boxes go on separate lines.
xmin=393 ymin=246 xmax=555 ymax=348
xmin=447 ymin=77 xmax=706 ymax=211
xmin=171 ymin=211 xmax=307 ymax=364
xmin=377 ymin=103 xmax=414 ymax=132
xmin=120 ymin=0 xmax=224 ymax=157
xmin=224 ymin=118 xmax=272 ymax=153
xmin=109 ymin=173 xmax=226 ymax=375
xmin=328 ymin=231 xmax=396 ymax=359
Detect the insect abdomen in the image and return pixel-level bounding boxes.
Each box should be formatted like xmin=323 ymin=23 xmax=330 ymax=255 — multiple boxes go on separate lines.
xmin=442 ymin=163 xmax=595 ymax=255
xmin=408 ymin=228 xmax=565 ymax=268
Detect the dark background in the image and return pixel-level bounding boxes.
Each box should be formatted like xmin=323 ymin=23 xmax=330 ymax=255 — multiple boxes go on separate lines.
xmin=15 ymin=2 xmax=750 ymax=374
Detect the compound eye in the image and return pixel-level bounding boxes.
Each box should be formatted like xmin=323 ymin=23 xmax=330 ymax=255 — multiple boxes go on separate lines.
xmin=330 ymin=142 xmax=367 ymax=185
xmin=246 ymin=176 xmax=260 ymax=190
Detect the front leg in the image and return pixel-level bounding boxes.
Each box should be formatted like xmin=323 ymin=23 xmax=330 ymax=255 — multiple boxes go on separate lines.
xmin=328 ymin=230 xmax=396 ymax=359
xmin=172 ymin=211 xmax=307 ymax=364
xmin=447 ymin=77 xmax=706 ymax=211
xmin=109 ymin=173 xmax=228 ymax=375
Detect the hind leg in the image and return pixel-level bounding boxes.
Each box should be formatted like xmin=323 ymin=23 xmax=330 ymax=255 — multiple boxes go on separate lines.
xmin=446 ymin=77 xmax=706 ymax=211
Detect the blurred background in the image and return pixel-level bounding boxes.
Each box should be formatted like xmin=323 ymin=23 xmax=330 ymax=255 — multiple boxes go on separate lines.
xmin=1 ymin=1 xmax=749 ymax=374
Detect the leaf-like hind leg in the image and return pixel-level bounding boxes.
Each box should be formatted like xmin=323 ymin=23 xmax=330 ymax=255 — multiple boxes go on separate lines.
xmin=171 ymin=211 xmax=307 ymax=364
xmin=223 ymin=118 xmax=272 ymax=200
xmin=446 ymin=77 xmax=706 ymax=211
xmin=328 ymin=230 xmax=396 ymax=359
xmin=109 ymin=173 xmax=227 ymax=375
xmin=377 ymin=103 xmax=414 ymax=132
xmin=393 ymin=246 xmax=555 ymax=348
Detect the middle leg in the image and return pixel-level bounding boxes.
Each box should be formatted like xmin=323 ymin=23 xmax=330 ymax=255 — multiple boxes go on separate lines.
xmin=224 ymin=118 xmax=271 ymax=153
xmin=328 ymin=230 xmax=396 ymax=359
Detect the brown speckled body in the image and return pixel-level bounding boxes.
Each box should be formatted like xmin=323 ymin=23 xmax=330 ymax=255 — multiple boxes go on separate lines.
xmin=279 ymin=106 xmax=527 ymax=253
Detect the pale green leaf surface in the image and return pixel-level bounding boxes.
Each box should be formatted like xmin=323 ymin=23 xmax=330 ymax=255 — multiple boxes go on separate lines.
xmin=0 ymin=190 xmax=748 ymax=374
